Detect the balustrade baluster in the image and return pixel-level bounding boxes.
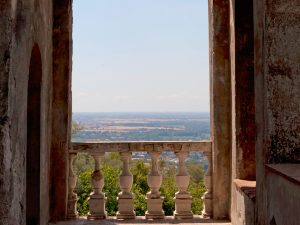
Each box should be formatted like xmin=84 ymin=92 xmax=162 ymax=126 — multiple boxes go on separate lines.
xmin=117 ymin=152 xmax=135 ymax=219
xmin=202 ymin=151 xmax=212 ymax=217
xmin=145 ymin=151 xmax=164 ymax=219
xmin=67 ymin=153 xmax=78 ymax=219
xmin=174 ymin=151 xmax=193 ymax=219
xmin=69 ymin=141 xmax=212 ymax=221
xmin=88 ymin=153 xmax=107 ymax=219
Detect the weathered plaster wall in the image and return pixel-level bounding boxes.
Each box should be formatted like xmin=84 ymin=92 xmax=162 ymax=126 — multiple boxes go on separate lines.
xmin=254 ymin=0 xmax=300 ymax=224
xmin=231 ymin=180 xmax=255 ymax=225
xmin=264 ymin=0 xmax=300 ymax=164
xmin=266 ymin=165 xmax=300 ymax=225
xmin=0 ymin=1 xmax=53 ymax=225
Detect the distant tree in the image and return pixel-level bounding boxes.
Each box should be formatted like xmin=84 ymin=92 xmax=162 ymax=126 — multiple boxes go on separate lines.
xmin=73 ymin=153 xmax=94 ymax=175
xmin=186 ymin=161 xmax=205 ymax=183
xmin=72 ymin=120 xmax=83 ymax=135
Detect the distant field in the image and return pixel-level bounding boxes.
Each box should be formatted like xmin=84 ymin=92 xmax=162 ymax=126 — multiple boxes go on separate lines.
xmin=72 ymin=112 xmax=210 ymax=142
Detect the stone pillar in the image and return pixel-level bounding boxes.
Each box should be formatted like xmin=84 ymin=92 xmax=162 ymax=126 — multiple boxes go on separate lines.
xmin=174 ymin=152 xmax=193 ymax=219
xmin=88 ymin=153 xmax=107 ymax=219
xmin=51 ymin=0 xmax=73 ymax=220
xmin=209 ymin=0 xmax=231 ymax=219
xmin=146 ymin=152 xmax=164 ymax=219
xmin=117 ymin=152 xmax=135 ymax=219
xmin=202 ymin=151 xmax=213 ymax=217
xmin=67 ymin=153 xmax=78 ymax=219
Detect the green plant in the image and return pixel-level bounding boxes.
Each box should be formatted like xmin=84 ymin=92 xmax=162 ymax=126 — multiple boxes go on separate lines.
xmin=131 ymin=160 xmax=150 ymax=215
xmin=76 ymin=170 xmax=92 ymax=215
xmin=74 ymin=154 xmax=206 ymax=216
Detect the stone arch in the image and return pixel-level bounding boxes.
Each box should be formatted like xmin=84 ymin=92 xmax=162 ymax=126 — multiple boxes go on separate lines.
xmin=26 ymin=43 xmax=42 ymax=225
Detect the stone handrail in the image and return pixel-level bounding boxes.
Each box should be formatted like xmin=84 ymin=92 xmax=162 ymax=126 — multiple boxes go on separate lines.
xmin=70 ymin=141 xmax=212 ymax=153
xmin=67 ymin=141 xmax=212 ymax=220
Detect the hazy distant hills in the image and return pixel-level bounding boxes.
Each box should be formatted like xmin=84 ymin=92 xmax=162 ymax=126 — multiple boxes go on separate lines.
xmin=72 ymin=112 xmax=210 ymax=142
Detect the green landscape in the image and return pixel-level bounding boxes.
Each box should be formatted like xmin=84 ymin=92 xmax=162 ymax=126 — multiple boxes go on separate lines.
xmin=71 ymin=112 xmax=210 ymax=216
xmin=72 ymin=112 xmax=210 ymax=142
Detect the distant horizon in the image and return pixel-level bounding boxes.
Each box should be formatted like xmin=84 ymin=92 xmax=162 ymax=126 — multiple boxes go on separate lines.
xmin=72 ymin=111 xmax=210 ymax=113
xmin=72 ymin=110 xmax=210 ymax=142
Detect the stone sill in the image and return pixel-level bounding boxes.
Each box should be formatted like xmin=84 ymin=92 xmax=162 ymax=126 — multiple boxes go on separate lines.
xmin=266 ymin=164 xmax=300 ymax=185
xmin=50 ymin=216 xmax=231 ymax=225
xmin=233 ymin=179 xmax=256 ymax=202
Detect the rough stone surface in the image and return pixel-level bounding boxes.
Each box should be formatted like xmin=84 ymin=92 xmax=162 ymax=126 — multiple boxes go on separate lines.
xmin=0 ymin=1 xmax=53 ymax=225
xmin=71 ymin=141 xmax=212 ymax=154
xmin=264 ymin=1 xmax=300 ymax=164
xmin=254 ymin=1 xmax=300 ymax=224
xmin=231 ymin=180 xmax=255 ymax=225
xmin=266 ymin=165 xmax=300 ymax=225
xmin=0 ymin=3 xmax=13 ymax=225
xmin=209 ymin=0 xmax=231 ymax=220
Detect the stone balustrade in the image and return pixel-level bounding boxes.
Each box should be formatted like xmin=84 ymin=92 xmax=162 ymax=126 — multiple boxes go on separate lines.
xmin=68 ymin=141 xmax=212 ymax=220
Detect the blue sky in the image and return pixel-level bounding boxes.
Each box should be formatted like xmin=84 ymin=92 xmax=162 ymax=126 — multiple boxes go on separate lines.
xmin=72 ymin=0 xmax=209 ymax=112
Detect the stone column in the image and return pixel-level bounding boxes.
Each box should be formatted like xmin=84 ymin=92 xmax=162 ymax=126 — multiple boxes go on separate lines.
xmin=174 ymin=151 xmax=193 ymax=219
xmin=88 ymin=153 xmax=107 ymax=219
xmin=202 ymin=151 xmax=212 ymax=217
xmin=67 ymin=153 xmax=78 ymax=219
xmin=145 ymin=152 xmax=164 ymax=219
xmin=117 ymin=152 xmax=135 ymax=219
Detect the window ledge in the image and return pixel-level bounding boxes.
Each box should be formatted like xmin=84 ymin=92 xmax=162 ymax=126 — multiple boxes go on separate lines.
xmin=234 ymin=179 xmax=256 ymax=202
xmin=266 ymin=164 xmax=300 ymax=186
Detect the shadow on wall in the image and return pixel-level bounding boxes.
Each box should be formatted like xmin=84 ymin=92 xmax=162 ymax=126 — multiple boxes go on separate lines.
xmin=26 ymin=43 xmax=42 ymax=225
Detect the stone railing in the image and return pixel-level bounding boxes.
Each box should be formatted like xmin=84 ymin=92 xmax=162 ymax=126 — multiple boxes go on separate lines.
xmin=67 ymin=141 xmax=212 ymax=220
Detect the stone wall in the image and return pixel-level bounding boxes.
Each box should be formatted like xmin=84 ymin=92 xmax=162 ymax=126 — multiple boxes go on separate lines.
xmin=0 ymin=0 xmax=299 ymax=224
xmin=0 ymin=1 xmax=53 ymax=225
xmin=266 ymin=165 xmax=300 ymax=225
xmin=231 ymin=180 xmax=255 ymax=225
xmin=254 ymin=0 xmax=300 ymax=224
xmin=264 ymin=0 xmax=300 ymax=164
xmin=0 ymin=2 xmax=13 ymax=224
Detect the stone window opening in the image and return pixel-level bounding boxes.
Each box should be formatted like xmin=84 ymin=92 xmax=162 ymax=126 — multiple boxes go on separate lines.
xmin=50 ymin=0 xmax=245 ymax=221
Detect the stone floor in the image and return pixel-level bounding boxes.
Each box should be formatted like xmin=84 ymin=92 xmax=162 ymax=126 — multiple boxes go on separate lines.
xmin=49 ymin=216 xmax=231 ymax=225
